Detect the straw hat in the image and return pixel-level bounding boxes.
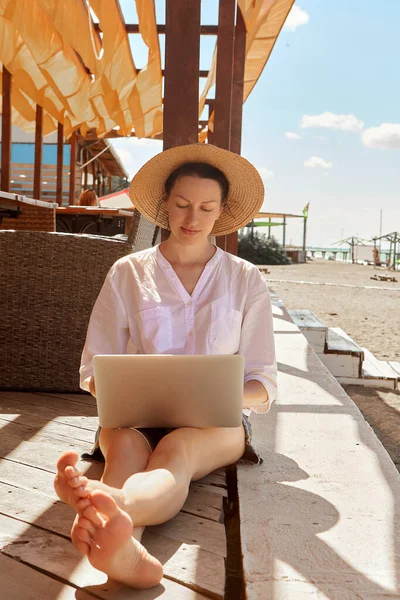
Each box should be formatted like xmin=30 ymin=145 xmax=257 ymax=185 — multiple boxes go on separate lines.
xmin=129 ymin=143 xmax=264 ymax=236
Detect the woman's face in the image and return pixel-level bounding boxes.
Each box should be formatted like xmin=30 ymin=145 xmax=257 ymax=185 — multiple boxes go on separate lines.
xmin=165 ymin=175 xmax=224 ymax=243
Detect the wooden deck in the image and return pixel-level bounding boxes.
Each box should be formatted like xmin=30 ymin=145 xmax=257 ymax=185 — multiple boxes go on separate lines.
xmin=0 ymin=391 xmax=228 ymax=599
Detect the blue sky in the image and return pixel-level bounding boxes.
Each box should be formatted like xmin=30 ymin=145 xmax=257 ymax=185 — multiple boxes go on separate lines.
xmin=111 ymin=0 xmax=400 ymax=247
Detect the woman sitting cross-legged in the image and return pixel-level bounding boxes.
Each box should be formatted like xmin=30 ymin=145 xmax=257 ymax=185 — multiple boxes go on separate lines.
xmin=54 ymin=143 xmax=277 ymax=589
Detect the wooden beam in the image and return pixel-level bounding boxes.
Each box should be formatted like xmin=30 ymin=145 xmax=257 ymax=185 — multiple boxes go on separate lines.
xmin=94 ymin=23 xmax=218 ymax=35
xmin=225 ymin=5 xmax=246 ymax=256
xmin=1 ymin=67 xmax=12 ymax=192
xmin=56 ymin=123 xmax=64 ymax=205
xmin=83 ymin=148 xmax=88 ymax=188
xmin=91 ymin=158 xmax=96 ymax=191
xmin=163 ymin=0 xmax=201 ymax=150
xmin=213 ymin=0 xmax=236 ymax=150
xmin=214 ymin=0 xmax=237 ymax=252
xmin=33 ymin=105 xmax=43 ymax=200
xmin=108 ymin=175 xmax=113 ymax=194
xmin=68 ymin=132 xmax=77 ymax=205
xmin=101 ymin=170 xmax=106 ymax=196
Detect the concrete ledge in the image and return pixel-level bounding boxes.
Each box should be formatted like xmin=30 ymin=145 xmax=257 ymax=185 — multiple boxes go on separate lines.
xmin=237 ymin=294 xmax=400 ymax=599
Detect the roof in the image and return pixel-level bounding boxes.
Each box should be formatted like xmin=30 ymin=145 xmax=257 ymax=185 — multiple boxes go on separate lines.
xmin=255 ymin=211 xmax=304 ymax=219
xmin=0 ymin=0 xmax=295 ymax=140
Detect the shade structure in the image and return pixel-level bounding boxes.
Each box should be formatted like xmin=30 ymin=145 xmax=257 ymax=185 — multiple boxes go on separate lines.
xmin=0 ymin=0 xmax=295 ymax=140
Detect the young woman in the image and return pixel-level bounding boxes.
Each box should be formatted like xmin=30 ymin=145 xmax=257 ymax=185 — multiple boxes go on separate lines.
xmin=54 ymin=143 xmax=277 ymax=589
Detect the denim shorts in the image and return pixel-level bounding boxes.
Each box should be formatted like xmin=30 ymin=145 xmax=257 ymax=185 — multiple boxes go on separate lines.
xmin=82 ymin=414 xmax=262 ymax=465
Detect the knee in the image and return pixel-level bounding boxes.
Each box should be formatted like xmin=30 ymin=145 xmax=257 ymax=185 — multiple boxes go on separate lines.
xmin=152 ymin=429 xmax=193 ymax=471
xmin=100 ymin=428 xmax=151 ymax=466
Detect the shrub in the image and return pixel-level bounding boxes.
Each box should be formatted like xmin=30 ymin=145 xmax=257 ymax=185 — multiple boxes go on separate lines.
xmin=238 ymin=231 xmax=290 ymax=265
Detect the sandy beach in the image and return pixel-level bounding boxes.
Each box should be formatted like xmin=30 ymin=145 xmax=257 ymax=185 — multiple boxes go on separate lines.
xmin=265 ymin=258 xmax=400 ymax=362
xmin=264 ymin=258 xmax=400 ymax=471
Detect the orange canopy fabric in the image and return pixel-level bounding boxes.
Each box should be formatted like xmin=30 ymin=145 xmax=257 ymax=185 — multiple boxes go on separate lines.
xmin=0 ymin=0 xmax=293 ymax=140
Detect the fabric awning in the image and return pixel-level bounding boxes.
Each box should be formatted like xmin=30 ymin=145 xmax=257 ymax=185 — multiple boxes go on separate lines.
xmin=0 ymin=0 xmax=294 ymax=140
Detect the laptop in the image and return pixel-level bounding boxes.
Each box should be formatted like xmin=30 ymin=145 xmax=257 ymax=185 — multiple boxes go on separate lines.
xmin=92 ymin=354 xmax=244 ymax=429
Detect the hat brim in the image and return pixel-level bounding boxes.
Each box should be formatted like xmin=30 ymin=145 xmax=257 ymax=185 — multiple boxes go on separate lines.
xmin=129 ymin=143 xmax=264 ymax=237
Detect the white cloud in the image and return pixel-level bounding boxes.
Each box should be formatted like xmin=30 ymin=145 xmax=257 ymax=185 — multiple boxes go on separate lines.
xmin=304 ymin=156 xmax=333 ymax=170
xmin=257 ymin=166 xmax=274 ymax=180
xmin=285 ymin=131 xmax=301 ymax=140
xmin=283 ymin=5 xmax=309 ymax=31
xmin=361 ymin=123 xmax=400 ymax=149
xmin=301 ymin=112 xmax=364 ymax=132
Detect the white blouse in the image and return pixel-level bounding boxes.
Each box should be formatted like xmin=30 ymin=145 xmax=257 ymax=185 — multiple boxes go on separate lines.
xmin=80 ymin=245 xmax=277 ymax=414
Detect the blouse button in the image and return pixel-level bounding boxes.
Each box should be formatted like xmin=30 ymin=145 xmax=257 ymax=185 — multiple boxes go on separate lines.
xmin=187 ymin=301 xmax=193 ymax=307
xmin=188 ymin=331 xmax=193 ymax=337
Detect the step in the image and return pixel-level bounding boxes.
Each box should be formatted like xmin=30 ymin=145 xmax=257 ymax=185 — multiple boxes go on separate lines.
xmin=361 ymin=348 xmax=399 ymax=385
xmin=337 ymin=376 xmax=397 ymax=390
xmin=325 ymin=327 xmax=364 ymax=357
xmin=318 ymin=352 xmax=362 ymax=378
xmin=288 ymin=309 xmax=327 ymax=353
xmin=388 ymin=361 xmax=400 ymax=379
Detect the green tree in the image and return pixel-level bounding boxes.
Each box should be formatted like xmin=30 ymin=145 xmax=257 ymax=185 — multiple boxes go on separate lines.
xmin=238 ymin=231 xmax=290 ymax=265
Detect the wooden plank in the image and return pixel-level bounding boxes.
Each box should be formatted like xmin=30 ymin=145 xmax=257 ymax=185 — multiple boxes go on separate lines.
xmin=183 ymin=483 xmax=223 ymax=521
xmin=39 ymin=391 xmax=96 ymax=407
xmin=326 ymin=327 xmax=364 ymax=356
xmin=288 ymin=309 xmax=327 ymax=331
xmin=1 ymin=67 xmax=12 ymax=192
xmin=0 ymin=391 xmax=98 ymax=418
xmin=33 ymin=104 xmax=43 ymax=199
xmin=0 ymin=511 xmax=221 ymax=599
xmin=151 ymin=512 xmax=226 ymax=558
xmin=69 ymin=131 xmax=77 ymax=205
xmin=163 ymin=0 xmax=201 ymax=150
xmin=57 ymin=122 xmax=64 ymax=205
xmin=0 ymin=554 xmax=98 ymax=600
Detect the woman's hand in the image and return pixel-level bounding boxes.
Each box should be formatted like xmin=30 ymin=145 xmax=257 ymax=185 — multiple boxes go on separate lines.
xmin=243 ymin=380 xmax=269 ymax=409
xmin=89 ymin=376 xmax=96 ymax=397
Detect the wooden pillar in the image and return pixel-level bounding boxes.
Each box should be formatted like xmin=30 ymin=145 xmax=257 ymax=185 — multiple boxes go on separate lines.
xmin=56 ymin=123 xmax=64 ymax=205
xmin=91 ymin=158 xmax=96 ymax=191
xmin=68 ymin=131 xmax=77 ymax=205
xmin=83 ymin=149 xmax=88 ymax=188
xmin=163 ymin=0 xmax=201 ymax=150
xmin=162 ymin=0 xmax=201 ymax=239
xmin=302 ymin=216 xmax=307 ymax=252
xmin=33 ymin=105 xmax=43 ymax=199
xmin=108 ymin=175 xmax=113 ymax=193
xmin=101 ymin=169 xmax=106 ymax=196
xmin=214 ymin=0 xmax=237 ymax=252
xmin=1 ymin=67 xmax=12 ymax=192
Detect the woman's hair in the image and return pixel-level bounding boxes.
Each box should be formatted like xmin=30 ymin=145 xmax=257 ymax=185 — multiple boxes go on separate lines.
xmin=164 ymin=162 xmax=229 ymax=206
xmin=78 ymin=189 xmax=98 ymax=207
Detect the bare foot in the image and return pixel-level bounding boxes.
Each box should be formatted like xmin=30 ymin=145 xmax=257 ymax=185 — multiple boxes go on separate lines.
xmin=54 ymin=451 xmax=123 ymax=512
xmin=72 ymin=490 xmax=163 ymax=589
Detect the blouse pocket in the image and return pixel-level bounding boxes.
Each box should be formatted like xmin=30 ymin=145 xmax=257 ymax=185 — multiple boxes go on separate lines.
xmin=209 ymin=302 xmax=243 ymax=354
xmin=137 ymin=306 xmax=173 ymax=353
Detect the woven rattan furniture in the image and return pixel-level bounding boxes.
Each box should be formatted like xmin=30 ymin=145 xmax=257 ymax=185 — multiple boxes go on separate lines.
xmin=0 ymin=231 xmax=132 ymax=392
xmin=0 ymin=192 xmax=57 ymax=232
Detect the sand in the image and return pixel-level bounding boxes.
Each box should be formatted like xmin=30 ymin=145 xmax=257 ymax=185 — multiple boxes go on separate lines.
xmin=264 ymin=258 xmax=400 ymax=472
xmin=265 ymin=258 xmax=400 ymax=362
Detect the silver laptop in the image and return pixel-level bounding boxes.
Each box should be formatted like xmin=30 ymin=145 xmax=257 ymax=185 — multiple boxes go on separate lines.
xmin=92 ymin=354 xmax=244 ymax=429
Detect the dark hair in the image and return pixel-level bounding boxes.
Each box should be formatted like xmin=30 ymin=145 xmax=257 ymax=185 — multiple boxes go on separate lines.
xmin=164 ymin=162 xmax=229 ymax=206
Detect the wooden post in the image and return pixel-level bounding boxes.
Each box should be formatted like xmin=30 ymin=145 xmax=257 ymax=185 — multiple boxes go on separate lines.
xmin=101 ymin=170 xmax=106 ymax=196
xmin=1 ymin=67 xmax=12 ymax=192
xmin=162 ymin=0 xmax=201 ymax=240
xmin=56 ymin=123 xmax=64 ymax=205
xmin=163 ymin=0 xmax=201 ymax=150
xmin=83 ymin=149 xmax=88 ymax=188
xmin=91 ymin=157 xmax=96 ymax=190
xmin=302 ymin=216 xmax=307 ymax=252
xmin=108 ymin=175 xmax=113 ymax=193
xmin=33 ymin=105 xmax=43 ymax=199
xmin=69 ymin=132 xmax=77 ymax=205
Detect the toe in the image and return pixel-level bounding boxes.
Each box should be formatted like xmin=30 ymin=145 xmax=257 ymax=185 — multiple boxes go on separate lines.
xmin=83 ymin=504 xmax=104 ymax=528
xmin=57 ymin=451 xmax=79 ymax=475
xmin=76 ymin=517 xmax=97 ymax=536
xmin=90 ymin=490 xmax=120 ymax=518
xmin=67 ymin=474 xmax=88 ymax=489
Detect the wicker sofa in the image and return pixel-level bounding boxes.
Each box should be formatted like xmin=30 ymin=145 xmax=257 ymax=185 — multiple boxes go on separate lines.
xmin=0 ymin=192 xmax=57 ymax=232
xmin=0 ymin=231 xmax=134 ymax=392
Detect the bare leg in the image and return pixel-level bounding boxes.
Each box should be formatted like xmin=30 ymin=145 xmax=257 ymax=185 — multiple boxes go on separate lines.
xmin=119 ymin=425 xmax=245 ymax=527
xmin=54 ymin=428 xmax=151 ymax=511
